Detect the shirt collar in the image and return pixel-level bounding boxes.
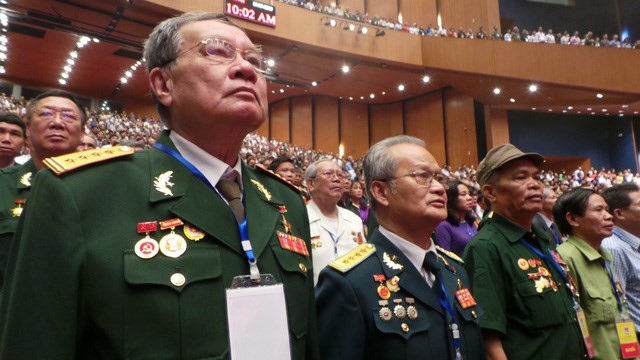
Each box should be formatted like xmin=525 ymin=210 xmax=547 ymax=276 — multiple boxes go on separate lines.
xmin=566 ymin=235 xmax=611 ymax=262
xmin=489 ymin=212 xmax=551 ymax=244
xmin=378 ymin=225 xmax=437 ymax=274
xmin=611 ymin=226 xmax=640 ymax=250
xmin=169 ymin=131 xmax=242 ymax=190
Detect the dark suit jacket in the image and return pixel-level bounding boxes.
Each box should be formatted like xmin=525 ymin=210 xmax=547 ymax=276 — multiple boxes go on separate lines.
xmin=315 ymin=229 xmax=485 ymax=360
xmin=0 ymin=133 xmax=319 ymax=359
xmin=532 ymin=213 xmax=561 ymax=245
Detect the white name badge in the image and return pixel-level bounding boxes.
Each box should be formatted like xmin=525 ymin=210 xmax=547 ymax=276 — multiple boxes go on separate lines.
xmin=226 ymin=283 xmax=292 ymax=360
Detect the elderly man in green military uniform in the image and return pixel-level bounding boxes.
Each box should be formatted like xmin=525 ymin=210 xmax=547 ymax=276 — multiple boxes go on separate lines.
xmin=463 ymin=144 xmax=587 ymax=360
xmin=0 ymin=90 xmax=85 ymax=290
xmin=316 ymin=135 xmax=484 ymax=360
xmin=0 ymin=13 xmax=319 ymax=359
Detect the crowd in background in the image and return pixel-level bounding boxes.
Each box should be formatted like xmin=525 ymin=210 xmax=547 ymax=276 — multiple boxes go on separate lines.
xmin=277 ymin=0 xmax=640 ymax=49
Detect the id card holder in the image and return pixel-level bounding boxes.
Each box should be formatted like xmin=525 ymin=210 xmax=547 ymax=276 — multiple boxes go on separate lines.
xmin=574 ymin=302 xmax=597 ymax=359
xmin=615 ymin=316 xmax=640 ymax=359
xmin=226 ymin=274 xmax=292 ymax=360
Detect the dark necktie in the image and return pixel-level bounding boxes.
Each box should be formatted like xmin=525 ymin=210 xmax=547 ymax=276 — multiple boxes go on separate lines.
xmin=216 ymin=170 xmax=244 ymax=221
xmin=423 ymin=251 xmax=444 ymax=296
xmin=550 ymin=223 xmax=562 ymax=245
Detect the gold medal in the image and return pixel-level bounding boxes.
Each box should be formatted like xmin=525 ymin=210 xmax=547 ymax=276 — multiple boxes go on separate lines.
xmin=406 ymin=298 xmax=418 ymax=320
xmin=11 ymin=199 xmax=26 ymax=217
xmin=386 ymin=275 xmax=401 ymax=292
xmin=183 ymin=223 xmax=205 ymax=241
xmin=377 ymin=283 xmax=391 ymax=300
xmin=378 ymin=300 xmax=392 ymax=322
xmin=538 ymin=266 xmax=550 ymax=277
xmin=393 ymin=299 xmax=406 ymax=319
xmin=135 ymin=237 xmax=159 ymax=259
xmin=517 ymin=258 xmax=529 ymax=270
xmin=159 ymin=232 xmax=187 ymax=258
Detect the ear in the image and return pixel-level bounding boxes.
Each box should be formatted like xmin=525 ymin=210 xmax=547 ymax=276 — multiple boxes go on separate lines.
xmin=370 ymin=180 xmax=391 ymax=208
xmin=481 ymin=184 xmax=495 ymax=203
xmin=306 ymin=177 xmax=316 ymax=193
xmin=148 ymin=68 xmax=174 ymax=108
xmin=566 ymin=212 xmax=580 ymax=228
xmin=613 ymin=208 xmax=625 ymax=220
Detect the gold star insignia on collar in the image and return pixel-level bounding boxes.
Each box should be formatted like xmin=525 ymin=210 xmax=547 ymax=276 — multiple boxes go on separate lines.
xmin=383 ymin=252 xmax=404 ymax=270
xmin=153 ymin=171 xmax=175 ymax=196
xmin=19 ymin=172 xmax=32 ymax=187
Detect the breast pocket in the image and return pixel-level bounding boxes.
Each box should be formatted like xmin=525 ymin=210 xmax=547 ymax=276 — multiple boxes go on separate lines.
xmin=515 ymin=280 xmax=567 ymax=328
xmin=122 ymin=248 xmax=226 ymax=359
xmin=584 ymin=286 xmax=617 ymax=323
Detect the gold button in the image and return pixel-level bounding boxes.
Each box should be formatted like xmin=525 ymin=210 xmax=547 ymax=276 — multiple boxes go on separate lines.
xmin=471 ymin=310 xmax=477 ymax=318
xmin=170 ymin=273 xmax=186 ymax=287
xmin=401 ymin=323 xmax=409 ymax=333
xmin=299 ymin=262 xmax=307 ymax=273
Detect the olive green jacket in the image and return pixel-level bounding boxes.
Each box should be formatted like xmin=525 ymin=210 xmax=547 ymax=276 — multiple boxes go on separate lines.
xmin=0 ymin=134 xmax=319 ymax=359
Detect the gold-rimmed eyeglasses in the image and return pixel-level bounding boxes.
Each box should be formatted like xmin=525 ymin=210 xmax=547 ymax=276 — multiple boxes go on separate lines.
xmin=384 ymin=170 xmax=444 ymax=186
xmin=160 ymin=38 xmax=267 ymax=74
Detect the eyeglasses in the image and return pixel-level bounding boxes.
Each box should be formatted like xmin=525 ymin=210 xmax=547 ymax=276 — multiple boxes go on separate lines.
xmin=385 ymin=170 xmax=444 ymax=186
xmin=161 ymin=38 xmax=266 ymax=74
xmin=318 ymin=169 xmax=347 ymax=179
xmin=35 ymin=107 xmax=81 ymax=123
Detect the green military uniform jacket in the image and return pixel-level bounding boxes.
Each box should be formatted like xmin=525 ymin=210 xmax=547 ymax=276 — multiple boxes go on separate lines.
xmin=558 ymin=236 xmax=631 ymax=360
xmin=0 ymin=133 xmax=320 ymax=360
xmin=315 ymin=229 xmax=485 ymax=360
xmin=463 ymin=213 xmax=587 ymax=360
xmin=0 ymin=159 xmax=35 ymax=289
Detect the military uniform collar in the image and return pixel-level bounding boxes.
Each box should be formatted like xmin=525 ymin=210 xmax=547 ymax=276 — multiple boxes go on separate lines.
xmin=16 ymin=159 xmax=37 ymax=190
xmin=378 ymin=225 xmax=437 ymax=282
xmin=565 ymin=235 xmax=612 ymax=262
xmin=489 ymin=212 xmax=551 ymax=244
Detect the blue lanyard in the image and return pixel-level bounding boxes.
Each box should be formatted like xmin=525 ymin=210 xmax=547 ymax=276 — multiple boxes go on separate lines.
xmin=153 ymin=143 xmax=259 ymax=277
xmin=520 ymin=239 xmax=569 ymax=286
xmin=604 ymin=261 xmax=624 ymax=313
xmin=432 ymin=269 xmax=462 ymax=357
xmin=325 ymin=229 xmax=340 ymax=255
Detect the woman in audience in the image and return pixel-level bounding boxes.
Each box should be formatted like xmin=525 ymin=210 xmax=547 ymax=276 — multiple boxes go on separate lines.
xmin=434 ymin=180 xmax=477 ymax=255
xmin=347 ymin=180 xmax=369 ymax=236
xmin=554 ymin=188 xmax=632 ymax=360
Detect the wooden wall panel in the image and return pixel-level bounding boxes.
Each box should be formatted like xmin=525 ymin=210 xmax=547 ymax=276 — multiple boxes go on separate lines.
xmin=255 ymin=114 xmax=270 ymax=138
xmin=314 ymin=96 xmax=340 ymax=154
xmin=270 ymin=99 xmax=290 ymax=143
xmin=399 ymin=0 xmax=436 ymax=28
xmin=365 ymin=0 xmax=398 ymax=22
xmin=369 ymin=102 xmax=403 ymax=146
xmin=483 ymin=106 xmax=509 ymax=149
xmin=404 ymin=92 xmax=446 ymax=166
xmin=444 ymin=88 xmax=477 ymax=167
xmin=438 ymin=0 xmax=491 ymax=32
xmin=123 ymin=101 xmax=159 ymax=121
xmin=290 ymin=97 xmax=314 ymax=149
xmin=337 ymin=0 xmax=365 ymax=13
xmin=340 ymin=101 xmax=369 ymax=158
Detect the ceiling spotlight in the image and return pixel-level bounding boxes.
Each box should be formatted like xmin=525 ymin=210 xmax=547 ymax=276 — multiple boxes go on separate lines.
xmin=341 ymin=65 xmax=350 ymax=73
xmin=596 ymin=93 xmax=604 ymax=99
xmin=398 ymin=84 xmax=405 ymax=91
xmin=349 ymin=97 xmax=353 ymax=100
xmin=358 ymin=26 xmax=368 ymax=35
xmin=622 ymin=104 xmax=629 ymax=108
xmin=58 ymin=79 xmax=67 ymax=85
xmin=376 ymin=29 xmax=386 ymax=37
xmin=360 ymin=96 xmax=364 ymax=100
xmin=602 ymin=109 xmax=607 ymax=112
xmin=528 ymin=84 xmax=538 ymax=92
xmin=422 ymin=75 xmax=430 ymax=83
xmin=532 ymin=107 xmax=536 ymax=111
xmin=266 ymin=58 xmax=275 ymax=67
xmin=92 ymin=37 xmax=100 ymax=43
xmin=382 ymin=91 xmax=386 ymax=95
xmin=493 ymin=88 xmax=501 ymax=95
xmin=567 ymin=106 xmax=573 ymax=110
xmin=279 ymin=89 xmax=284 ymax=93
xmin=324 ymin=18 xmax=337 ymax=27
xmin=370 ymin=93 xmax=375 ymax=99
xmin=619 ymin=114 xmax=625 ymax=117
xmin=120 ymin=77 xmax=128 ymax=84
xmin=548 ymin=109 xmax=553 ymax=112
xmin=509 ymin=98 xmax=515 ymax=103
xmin=0 ymin=66 xmax=4 ymax=74
xmin=562 ymin=110 xmax=567 ymax=113
xmin=587 ymin=108 xmax=592 ymax=111
xmin=311 ymin=81 xmax=317 ymax=87
xmin=343 ymin=23 xmax=355 ymax=31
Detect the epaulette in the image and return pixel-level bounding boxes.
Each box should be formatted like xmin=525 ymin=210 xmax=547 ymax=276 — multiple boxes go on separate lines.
xmin=43 ymin=146 xmax=135 ymax=175
xmin=254 ymin=164 xmax=305 ymax=194
xmin=328 ymin=243 xmax=376 ymax=273
xmin=436 ymin=245 xmax=464 ymax=264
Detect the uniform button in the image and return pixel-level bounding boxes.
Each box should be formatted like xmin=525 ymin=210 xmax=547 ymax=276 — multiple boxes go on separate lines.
xmin=171 ymin=273 xmax=186 ymax=287
xmin=299 ymin=262 xmax=307 ymax=273
xmin=471 ymin=310 xmax=478 ymax=318
xmin=401 ymin=323 xmax=409 ymax=333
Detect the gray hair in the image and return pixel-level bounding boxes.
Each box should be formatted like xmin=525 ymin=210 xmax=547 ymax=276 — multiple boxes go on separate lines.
xmin=364 ymin=135 xmax=425 ymax=208
xmin=304 ymin=158 xmax=336 ymax=184
xmin=143 ymin=12 xmax=240 ymax=124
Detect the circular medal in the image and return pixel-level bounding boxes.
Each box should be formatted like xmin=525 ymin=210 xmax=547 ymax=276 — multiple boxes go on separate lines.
xmin=183 ymin=223 xmax=205 ymax=241
xmin=394 ymin=304 xmax=407 ymax=319
xmin=377 ymin=284 xmax=391 ymax=300
xmin=379 ymin=307 xmax=393 ymax=321
xmin=407 ymin=305 xmax=418 ymax=320
xmin=134 ymin=237 xmax=159 ymax=259
xmin=538 ymin=266 xmax=550 ymax=277
xmin=517 ymin=258 xmax=529 ymax=270
xmin=159 ymin=232 xmax=187 ymax=258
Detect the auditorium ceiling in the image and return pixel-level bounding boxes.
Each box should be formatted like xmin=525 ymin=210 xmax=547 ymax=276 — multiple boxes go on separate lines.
xmin=0 ymin=0 xmax=638 ymax=117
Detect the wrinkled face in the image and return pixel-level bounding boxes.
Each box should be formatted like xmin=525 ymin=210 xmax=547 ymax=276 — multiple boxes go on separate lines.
xmin=0 ymin=122 xmax=25 ymax=159
xmin=275 ymin=161 xmax=296 ymax=182
xmin=383 ymin=143 xmax=447 ymax=225
xmin=486 ymin=158 xmax=543 ymax=218
xmin=26 ymin=96 xmax=84 ymax=159
xmin=455 ymin=184 xmax=474 ymax=213
xmin=155 ymin=20 xmax=267 ymax=137
xmin=571 ymin=194 xmax=614 ymax=242
xmin=76 ymin=134 xmax=97 ymax=152
xmin=308 ymin=161 xmax=344 ymax=203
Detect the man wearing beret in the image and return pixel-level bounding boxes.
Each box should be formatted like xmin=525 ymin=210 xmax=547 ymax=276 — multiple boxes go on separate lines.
xmin=316 ymin=135 xmax=484 ymax=360
xmin=0 ymin=12 xmax=318 ymax=359
xmin=463 ymin=144 xmax=587 ymax=360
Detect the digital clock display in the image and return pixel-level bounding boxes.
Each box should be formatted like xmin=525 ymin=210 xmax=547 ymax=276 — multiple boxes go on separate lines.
xmin=224 ymin=0 xmax=277 ymax=28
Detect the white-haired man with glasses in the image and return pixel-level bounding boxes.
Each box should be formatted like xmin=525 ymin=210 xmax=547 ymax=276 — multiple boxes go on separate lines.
xmin=0 ymin=90 xmax=85 ymax=292
xmin=305 ymin=158 xmax=365 ymax=285
xmin=316 ymin=135 xmax=484 ymax=360
xmin=0 ymin=12 xmax=319 ymax=359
